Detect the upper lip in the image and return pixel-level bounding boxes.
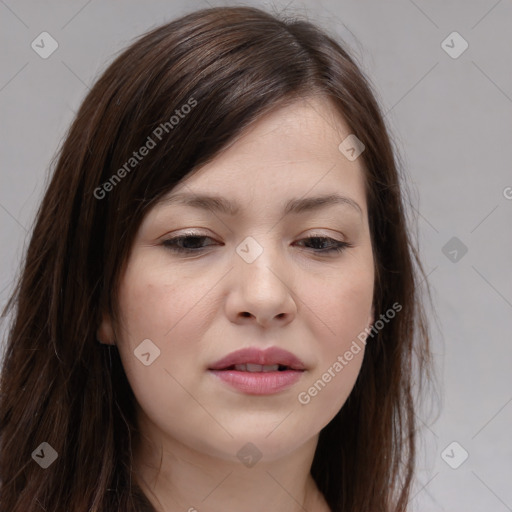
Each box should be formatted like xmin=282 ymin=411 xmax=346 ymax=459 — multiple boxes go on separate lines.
xmin=208 ymin=347 xmax=306 ymax=371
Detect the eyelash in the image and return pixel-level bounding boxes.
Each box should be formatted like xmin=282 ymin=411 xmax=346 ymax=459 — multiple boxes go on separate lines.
xmin=161 ymin=232 xmax=353 ymax=255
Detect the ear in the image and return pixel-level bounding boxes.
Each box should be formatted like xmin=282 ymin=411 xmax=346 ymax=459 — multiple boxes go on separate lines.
xmin=97 ymin=311 xmax=116 ymax=345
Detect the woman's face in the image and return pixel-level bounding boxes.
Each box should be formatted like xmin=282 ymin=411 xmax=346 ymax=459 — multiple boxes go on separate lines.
xmin=100 ymin=96 xmax=375 ymax=463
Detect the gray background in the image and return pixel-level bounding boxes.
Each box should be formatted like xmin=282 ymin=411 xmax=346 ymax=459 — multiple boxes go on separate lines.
xmin=1 ymin=0 xmax=511 ymax=510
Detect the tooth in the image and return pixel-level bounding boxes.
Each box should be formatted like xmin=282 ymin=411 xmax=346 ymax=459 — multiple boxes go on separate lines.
xmin=233 ymin=364 xmax=281 ymax=372
xmin=246 ymin=364 xmax=263 ymax=372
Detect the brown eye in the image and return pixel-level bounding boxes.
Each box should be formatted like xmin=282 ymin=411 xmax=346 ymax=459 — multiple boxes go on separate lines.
xmin=162 ymin=234 xmax=216 ymax=253
xmin=295 ymin=236 xmax=352 ymax=254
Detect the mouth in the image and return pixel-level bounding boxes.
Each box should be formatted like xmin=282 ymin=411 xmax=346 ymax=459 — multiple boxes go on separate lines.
xmin=208 ymin=347 xmax=306 ymax=395
xmin=219 ymin=364 xmax=297 ymax=372
xmin=208 ymin=346 xmax=306 ymax=371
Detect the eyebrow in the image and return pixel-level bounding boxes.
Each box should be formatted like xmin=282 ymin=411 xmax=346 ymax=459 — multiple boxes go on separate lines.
xmin=158 ymin=192 xmax=363 ymax=218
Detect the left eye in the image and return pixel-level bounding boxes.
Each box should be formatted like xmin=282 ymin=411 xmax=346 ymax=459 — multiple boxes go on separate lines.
xmin=161 ymin=234 xmax=352 ymax=255
xmin=296 ymin=236 xmax=352 ymax=253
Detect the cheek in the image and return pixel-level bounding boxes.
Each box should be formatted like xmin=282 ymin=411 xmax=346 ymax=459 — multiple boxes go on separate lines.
xmin=115 ymin=252 xmax=204 ymax=349
xmin=298 ymin=353 xmax=364 ymax=425
xmin=114 ymin=249 xmax=221 ymax=380
xmin=114 ymin=263 xmax=219 ymax=449
xmin=295 ymin=261 xmax=373 ymax=421
xmin=309 ymin=257 xmax=374 ymax=352
xmin=328 ymin=277 xmax=373 ymax=346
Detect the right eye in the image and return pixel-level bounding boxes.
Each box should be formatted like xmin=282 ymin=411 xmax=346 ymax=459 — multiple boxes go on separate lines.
xmin=161 ymin=233 xmax=216 ymax=254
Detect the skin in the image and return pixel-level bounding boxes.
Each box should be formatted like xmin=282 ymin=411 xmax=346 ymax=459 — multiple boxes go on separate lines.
xmin=98 ymin=95 xmax=375 ymax=512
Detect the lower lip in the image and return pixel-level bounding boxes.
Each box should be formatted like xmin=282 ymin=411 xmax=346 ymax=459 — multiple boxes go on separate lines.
xmin=208 ymin=369 xmax=304 ymax=395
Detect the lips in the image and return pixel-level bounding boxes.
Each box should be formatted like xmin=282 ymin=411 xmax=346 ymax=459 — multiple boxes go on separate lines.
xmin=208 ymin=347 xmax=306 ymax=395
xmin=208 ymin=347 xmax=306 ymax=372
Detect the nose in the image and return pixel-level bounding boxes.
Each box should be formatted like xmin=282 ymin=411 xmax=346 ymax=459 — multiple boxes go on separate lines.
xmin=225 ymin=240 xmax=297 ymax=328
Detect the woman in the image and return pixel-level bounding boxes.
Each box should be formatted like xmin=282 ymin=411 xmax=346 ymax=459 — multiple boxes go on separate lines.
xmin=0 ymin=6 xmax=434 ymax=512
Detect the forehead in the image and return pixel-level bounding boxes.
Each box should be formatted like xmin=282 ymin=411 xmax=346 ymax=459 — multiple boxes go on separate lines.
xmin=156 ymin=96 xmax=368 ymax=216
xmin=212 ymin=95 xmax=358 ymax=165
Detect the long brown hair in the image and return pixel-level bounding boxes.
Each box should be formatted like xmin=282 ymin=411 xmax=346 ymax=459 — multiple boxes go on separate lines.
xmin=0 ymin=6 xmax=434 ymax=511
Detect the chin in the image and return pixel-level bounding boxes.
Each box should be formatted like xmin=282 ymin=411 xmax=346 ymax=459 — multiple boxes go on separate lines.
xmin=216 ymin=425 xmax=316 ymax=463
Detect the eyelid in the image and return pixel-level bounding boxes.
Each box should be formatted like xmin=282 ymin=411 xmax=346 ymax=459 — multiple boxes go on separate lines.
xmin=160 ymin=229 xmax=352 ymax=255
xmin=163 ymin=226 xmax=347 ymax=238
xmin=161 ymin=228 xmax=347 ymax=243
